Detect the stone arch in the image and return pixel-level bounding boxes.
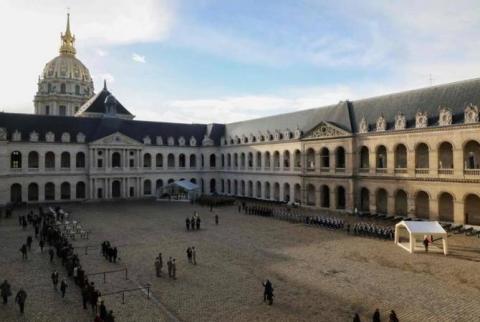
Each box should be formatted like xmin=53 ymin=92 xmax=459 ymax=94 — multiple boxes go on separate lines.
xmin=438 ymin=192 xmax=454 ymax=222
xmin=156 ymin=153 xmax=163 ymax=168
xmin=465 ymin=194 xmax=480 ymax=225
xmin=256 ymin=181 xmax=262 ymax=198
xmin=28 ymin=183 xmax=39 ymax=201
xmin=294 ymin=150 xmax=301 ymax=168
xmin=360 ymin=187 xmax=370 ymax=212
xmin=321 ymin=185 xmax=330 ymax=208
xmin=320 ymin=147 xmax=330 ymax=168
xmin=45 ymin=151 xmax=55 ymax=169
xmin=210 ymin=179 xmax=216 ymax=194
xmin=28 ymin=151 xmax=39 ymax=169
xmin=143 ymin=153 xmax=152 ymax=168
xmin=415 ymin=142 xmax=429 ymax=168
xmin=189 ymin=154 xmax=196 ymax=168
xmin=376 ymin=188 xmax=388 ymax=214
xmin=248 ymin=180 xmax=253 ymax=197
xmin=167 ymin=153 xmax=175 ymax=168
xmin=61 ymin=182 xmax=71 ymax=200
xmin=45 ymin=182 xmax=55 ymax=201
xmin=394 ymin=144 xmax=407 ymax=168
xmin=283 ymin=183 xmax=290 ymax=202
xmin=294 ymin=184 xmax=301 ymax=203
xmin=335 ymin=147 xmax=345 ymax=168
xmin=179 ymin=154 xmax=186 ymax=168
xmin=10 ymin=151 xmax=22 ymax=169
xmin=394 ymin=189 xmax=408 ymax=217
xmin=76 ymin=181 xmax=86 ymax=199
xmin=336 ymin=186 xmax=346 ymax=209
xmin=359 ymin=146 xmax=369 ymax=168
xmin=306 ymin=148 xmax=315 ymax=170
xmin=273 ymin=182 xmax=280 ymax=201
xmin=415 ymin=190 xmax=430 ymax=219
xmin=10 ymin=183 xmax=22 ymax=202
xmin=61 ymin=152 xmax=71 ymax=168
xmin=376 ymin=145 xmax=387 ymax=169
xmin=306 ymin=184 xmax=316 ymax=205
xmin=438 ymin=142 xmax=453 ymax=169
xmin=273 ymin=151 xmax=280 ymax=168
xmin=463 ymin=140 xmax=480 ymax=169
xmin=210 ymin=154 xmax=216 ymax=168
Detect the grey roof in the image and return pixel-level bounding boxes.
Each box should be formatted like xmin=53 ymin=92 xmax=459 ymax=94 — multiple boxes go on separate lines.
xmin=349 ymin=78 xmax=480 ymax=132
xmin=76 ymin=86 xmax=133 ymax=116
xmin=225 ymin=101 xmax=352 ymax=138
xmin=0 ymin=113 xmax=224 ymax=145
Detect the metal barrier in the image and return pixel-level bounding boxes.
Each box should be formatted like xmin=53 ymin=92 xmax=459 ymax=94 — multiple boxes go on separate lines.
xmin=101 ymin=284 xmax=151 ymax=304
xmin=86 ymin=268 xmax=128 ymax=283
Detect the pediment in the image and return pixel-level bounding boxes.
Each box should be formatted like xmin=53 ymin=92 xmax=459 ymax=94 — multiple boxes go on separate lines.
xmin=303 ymin=121 xmax=350 ymax=139
xmin=90 ymin=132 xmax=142 ymax=146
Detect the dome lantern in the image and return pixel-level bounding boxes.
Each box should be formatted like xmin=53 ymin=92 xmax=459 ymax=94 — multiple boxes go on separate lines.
xmin=59 ymin=13 xmax=76 ymax=56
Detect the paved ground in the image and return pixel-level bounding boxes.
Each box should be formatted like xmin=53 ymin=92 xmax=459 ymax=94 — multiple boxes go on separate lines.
xmin=1 ymin=200 xmax=480 ymax=322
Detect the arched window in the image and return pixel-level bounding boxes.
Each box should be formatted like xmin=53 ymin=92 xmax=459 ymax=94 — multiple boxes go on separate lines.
xmin=376 ymin=188 xmax=388 ymax=214
xmin=438 ymin=192 xmax=454 ymax=222
xmin=28 ymin=183 xmax=39 ymax=201
xmin=189 ymin=154 xmax=196 ymax=168
xmin=321 ymin=185 xmax=330 ymax=208
xmin=75 ymin=84 xmax=80 ymax=95
xmin=28 ymin=151 xmax=39 ymax=168
xmin=306 ymin=148 xmax=315 ymax=170
xmin=143 ymin=153 xmax=152 ymax=168
xmin=156 ymin=154 xmax=163 ymax=168
xmin=234 ymin=153 xmax=238 ymax=168
xmin=76 ymin=152 xmax=85 ymax=168
xmin=464 ymin=140 xmax=480 ymax=170
xmin=360 ymin=188 xmax=370 ymax=212
xmin=210 ymin=154 xmax=216 ymax=168
xmin=60 ymin=83 xmax=66 ymax=94
xmin=256 ymin=181 xmax=262 ymax=198
xmin=227 ymin=154 xmax=232 ymax=168
xmin=294 ymin=184 xmax=301 ymax=203
xmin=76 ymin=182 xmax=86 ymax=199
xmin=264 ymin=182 xmax=270 ymax=199
xmin=256 ymin=152 xmax=262 ymax=169
xmin=415 ymin=191 xmax=430 ymax=219
xmin=10 ymin=183 xmax=22 ymax=202
xmin=61 ymin=182 xmax=71 ymax=200
xmin=45 ymin=183 xmax=55 ymax=200
xmin=143 ymin=180 xmax=152 ymax=195
xmin=273 ymin=151 xmax=280 ymax=169
xmin=395 ymin=190 xmax=408 ymax=217
xmin=283 ymin=151 xmax=290 ymax=170
xmin=221 ymin=154 xmax=225 ymax=168
xmin=438 ymin=142 xmax=453 ymax=170
xmin=415 ymin=143 xmax=429 ymax=169
xmin=283 ymin=183 xmax=290 ymax=202
xmin=273 ymin=183 xmax=280 ymax=201
xmin=210 ymin=179 xmax=216 ymax=193
xmin=11 ymin=151 xmax=22 ymax=169
xmin=394 ymin=144 xmax=407 ymax=169
xmin=320 ymin=148 xmax=330 ymax=168
xmin=179 ymin=154 xmax=186 ymax=168
xmin=335 ymin=147 xmax=345 ymax=169
xmin=45 ymin=152 xmax=55 ymax=169
xmin=465 ymin=194 xmax=480 ymax=225
xmin=336 ymin=186 xmax=346 ymax=209
xmin=264 ymin=152 xmax=271 ymax=169
xmin=376 ymin=145 xmax=387 ymax=169
xmin=112 ymin=152 xmax=121 ymax=168
xmin=61 ymin=152 xmax=70 ymax=168
xmin=248 ymin=152 xmax=253 ymax=168
xmin=201 ymin=154 xmax=205 ymax=168
xmin=167 ymin=154 xmax=175 ymax=168
xmin=359 ymin=146 xmax=369 ymax=169
xmin=306 ymin=184 xmax=316 ymax=205
xmin=240 ymin=153 xmax=246 ymax=168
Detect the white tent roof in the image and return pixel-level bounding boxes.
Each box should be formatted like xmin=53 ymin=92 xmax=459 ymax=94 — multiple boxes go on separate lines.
xmin=396 ymin=221 xmax=446 ymax=235
xmin=166 ymin=180 xmax=199 ymax=191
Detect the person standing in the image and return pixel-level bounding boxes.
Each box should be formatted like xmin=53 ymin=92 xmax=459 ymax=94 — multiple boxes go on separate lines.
xmin=81 ymin=284 xmax=89 ymax=309
xmin=389 ymin=310 xmax=399 ymax=322
xmin=39 ymin=239 xmax=45 ymax=253
xmin=215 ymin=214 xmax=219 ymax=225
xmin=60 ymin=279 xmax=68 ymax=298
xmin=172 ymin=259 xmax=177 ymax=280
xmin=423 ymin=236 xmax=429 ymax=252
xmin=167 ymin=257 xmax=172 ymax=278
xmin=48 ymin=248 xmax=55 ymax=263
xmin=26 ymin=236 xmax=33 ymax=251
xmin=15 ymin=288 xmax=27 ymax=314
xmin=0 ymin=280 xmax=12 ymax=304
xmin=186 ymin=217 xmax=190 ymax=231
xmin=192 ymin=247 xmax=197 ymax=265
xmin=191 ymin=216 xmax=196 ymax=231
xmin=155 ymin=257 xmax=161 ymax=277
xmin=373 ymin=308 xmax=381 ymax=322
xmin=20 ymin=244 xmax=27 ymax=260
xmin=113 ymin=247 xmax=118 ymax=263
xmin=353 ymin=313 xmax=361 ymax=322
xmin=51 ymin=271 xmax=59 ymax=290
xmin=262 ymin=280 xmax=273 ymax=305
xmin=196 ymin=217 xmax=201 ymax=230
xmin=186 ymin=247 xmax=192 ymax=264
xmin=99 ymin=300 xmax=107 ymax=320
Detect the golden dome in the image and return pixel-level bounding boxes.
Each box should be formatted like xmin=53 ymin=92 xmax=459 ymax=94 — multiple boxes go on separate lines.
xmin=42 ymin=54 xmax=92 ymax=82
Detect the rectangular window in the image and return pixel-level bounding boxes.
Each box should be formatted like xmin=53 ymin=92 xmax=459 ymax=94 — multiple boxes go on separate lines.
xmin=45 ymin=105 xmax=50 ymax=115
xmin=59 ymin=106 xmax=66 ymax=116
xmin=97 ymin=159 xmax=103 ymax=168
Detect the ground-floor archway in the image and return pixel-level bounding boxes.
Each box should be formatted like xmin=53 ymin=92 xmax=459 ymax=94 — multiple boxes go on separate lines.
xmin=438 ymin=192 xmax=454 ymax=222
xmin=395 ymin=190 xmax=408 ymax=217
xmin=415 ymin=191 xmax=429 ymax=219
xmin=465 ymin=194 xmax=480 ymax=225
xmin=112 ymin=180 xmax=121 ymax=198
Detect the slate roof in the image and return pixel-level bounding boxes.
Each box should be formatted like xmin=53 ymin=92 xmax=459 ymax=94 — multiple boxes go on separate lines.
xmin=0 ymin=113 xmax=223 ymax=145
xmin=349 ymin=77 xmax=480 ymax=132
xmin=76 ymin=87 xmax=133 ymax=116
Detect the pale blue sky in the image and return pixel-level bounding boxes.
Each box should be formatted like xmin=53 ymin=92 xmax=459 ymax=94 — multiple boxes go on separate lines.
xmin=1 ymin=0 xmax=479 ymax=123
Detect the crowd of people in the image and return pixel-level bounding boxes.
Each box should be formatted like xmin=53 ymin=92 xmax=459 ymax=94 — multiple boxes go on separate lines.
xmin=353 ymin=308 xmax=399 ymax=321
xmin=101 ymin=241 xmax=118 ymax=263
xmin=352 ymin=222 xmax=395 ymax=240
xmin=185 ymin=212 xmax=201 ymax=231
xmin=196 ymin=195 xmax=236 ymax=207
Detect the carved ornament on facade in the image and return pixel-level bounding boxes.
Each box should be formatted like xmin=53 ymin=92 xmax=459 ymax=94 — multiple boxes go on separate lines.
xmin=30 ymin=131 xmax=39 ymax=142
xmin=359 ymin=117 xmax=368 ymax=133
xmin=190 ymin=136 xmax=197 ymax=146
xmin=394 ymin=112 xmax=406 ymax=130
xmin=61 ymin=132 xmax=71 ymax=143
xmin=464 ymin=103 xmax=479 ymax=124
xmin=77 ymin=132 xmax=86 ymax=143
xmin=0 ymin=127 xmax=6 ymax=141
xmin=376 ymin=115 xmax=386 ymax=132
xmin=415 ymin=111 xmax=428 ymax=128
xmin=156 ymin=136 xmax=163 ymax=145
xmin=45 ymin=132 xmax=55 ymax=142
xmin=438 ymin=107 xmax=452 ymax=126
xmin=167 ymin=136 xmax=175 ymax=146
xmin=143 ymin=136 xmax=152 ymax=145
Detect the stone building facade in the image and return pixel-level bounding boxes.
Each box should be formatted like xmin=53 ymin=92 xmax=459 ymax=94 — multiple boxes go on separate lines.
xmin=1 ymin=15 xmax=480 ymax=225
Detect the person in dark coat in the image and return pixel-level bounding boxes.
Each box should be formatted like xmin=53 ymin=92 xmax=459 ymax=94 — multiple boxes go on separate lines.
xmin=389 ymin=310 xmax=399 ymax=322
xmin=99 ymin=300 xmax=107 ymax=320
xmin=51 ymin=271 xmax=59 ymax=290
xmin=26 ymin=236 xmax=33 ymax=250
xmin=191 ymin=216 xmax=196 ymax=230
xmin=423 ymin=236 xmax=429 ymax=252
xmin=39 ymin=239 xmax=45 ymax=252
xmin=353 ymin=313 xmax=361 ymax=322
xmin=167 ymin=257 xmax=172 ymax=278
xmin=112 ymin=247 xmax=118 ymax=263
xmin=186 ymin=217 xmax=190 ymax=231
xmin=186 ymin=247 xmax=192 ymax=263
xmin=15 ymin=288 xmax=27 ymax=314
xmin=196 ymin=217 xmax=201 ymax=230
xmin=90 ymin=289 xmax=99 ymax=313
xmin=105 ymin=310 xmax=115 ymax=322
xmin=373 ymin=308 xmax=381 ymax=322
xmin=60 ymin=279 xmax=68 ymax=298
xmin=1 ymin=280 xmax=12 ymax=304
xmin=20 ymin=244 xmax=27 ymax=260
xmin=81 ymin=285 xmax=89 ymax=309
xmin=262 ymin=280 xmax=273 ymax=305
xmin=215 ymin=214 xmax=219 ymax=225
xmin=171 ymin=259 xmax=177 ymax=280
xmin=49 ymin=248 xmax=55 ymax=262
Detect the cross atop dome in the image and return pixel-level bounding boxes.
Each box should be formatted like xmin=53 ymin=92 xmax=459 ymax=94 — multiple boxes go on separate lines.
xmin=59 ymin=13 xmax=76 ymax=56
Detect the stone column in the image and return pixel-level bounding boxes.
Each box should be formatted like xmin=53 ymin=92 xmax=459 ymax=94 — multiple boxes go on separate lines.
xmin=454 ymin=199 xmax=465 ymax=224
xmin=369 ymin=151 xmax=376 ymax=175
xmin=407 ymin=147 xmax=415 ymax=176
xmin=453 ymin=147 xmax=463 ymax=177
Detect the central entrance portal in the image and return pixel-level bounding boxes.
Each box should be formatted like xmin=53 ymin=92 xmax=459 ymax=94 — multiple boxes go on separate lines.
xmin=112 ymin=180 xmax=121 ymax=198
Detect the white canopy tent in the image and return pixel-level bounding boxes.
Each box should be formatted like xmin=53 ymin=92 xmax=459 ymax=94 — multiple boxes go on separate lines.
xmin=395 ymin=221 xmax=448 ymax=255
xmin=157 ymin=180 xmax=200 ymax=201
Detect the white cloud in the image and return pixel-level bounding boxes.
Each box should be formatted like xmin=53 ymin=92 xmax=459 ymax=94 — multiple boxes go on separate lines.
xmin=96 ymin=49 xmax=108 ymax=57
xmin=132 ymin=53 xmax=146 ymax=63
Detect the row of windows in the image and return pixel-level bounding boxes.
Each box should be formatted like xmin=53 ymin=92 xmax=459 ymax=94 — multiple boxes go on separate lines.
xmin=10 ymin=182 xmax=86 ymax=202
xmin=10 ymin=151 xmax=85 ymax=169
xmin=45 ymin=83 xmax=88 ymax=96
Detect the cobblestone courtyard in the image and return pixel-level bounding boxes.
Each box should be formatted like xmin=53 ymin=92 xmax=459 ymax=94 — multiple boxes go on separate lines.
xmin=2 ymin=200 xmax=480 ymax=322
